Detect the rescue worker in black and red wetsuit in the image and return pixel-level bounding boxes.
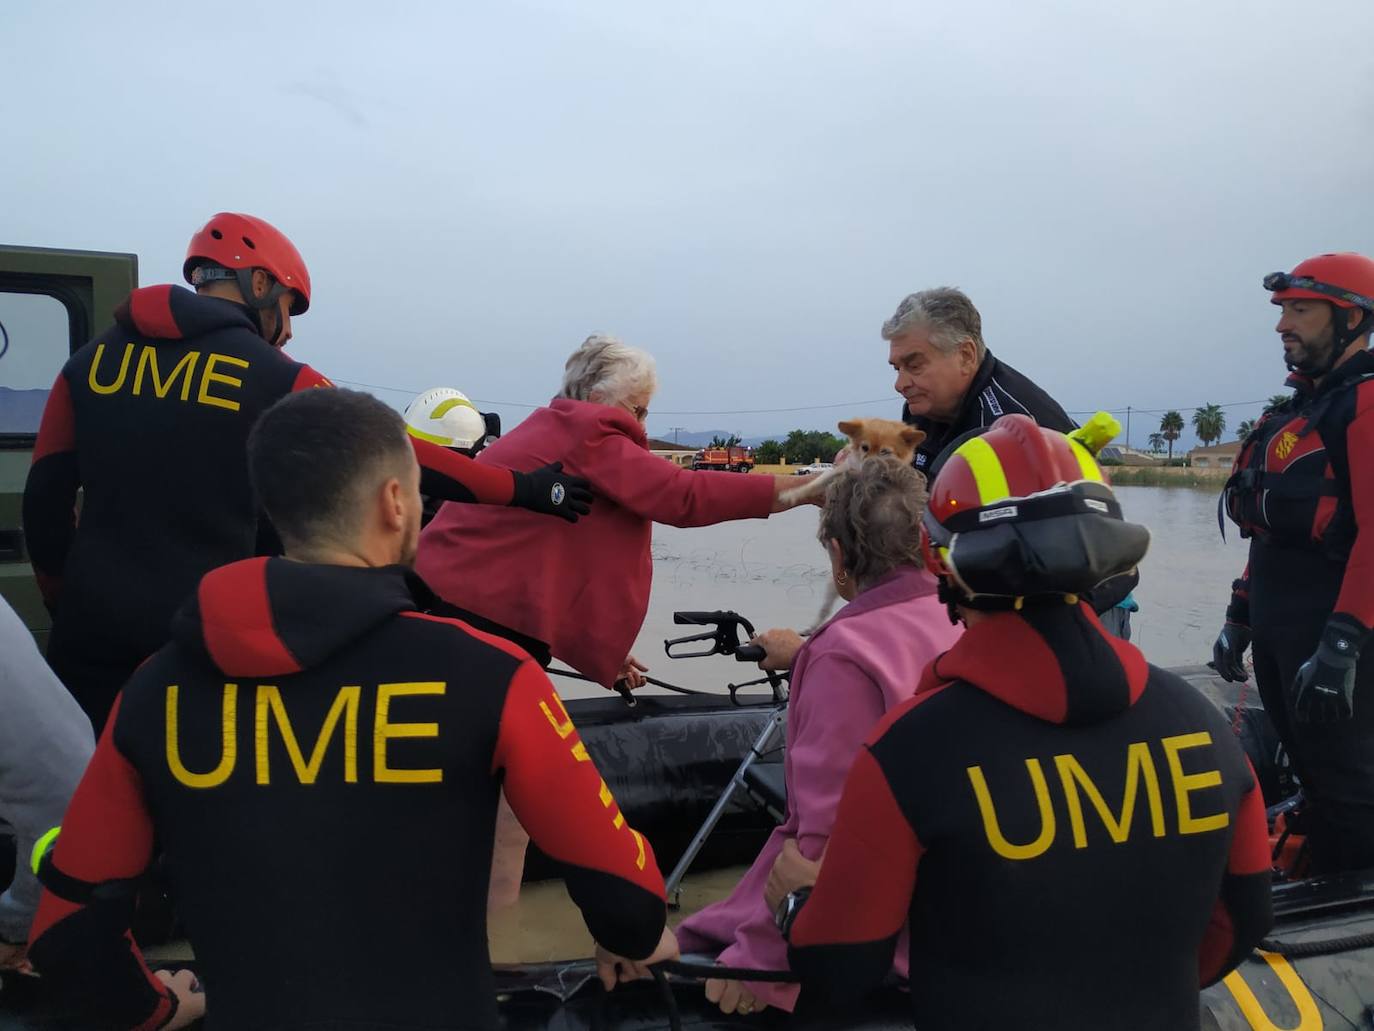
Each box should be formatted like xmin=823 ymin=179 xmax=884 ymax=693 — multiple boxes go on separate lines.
xmin=779 ymin=414 xmax=1271 ymax=1030
xmin=1212 ymin=252 xmax=1374 ymax=873
xmin=26 ymin=388 xmax=675 ymax=1031
xmin=23 ymin=213 xmax=590 ymax=732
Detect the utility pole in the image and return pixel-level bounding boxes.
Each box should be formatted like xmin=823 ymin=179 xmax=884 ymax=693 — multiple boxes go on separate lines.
xmin=670 ymin=426 xmax=686 ymax=445
xmin=1125 ymin=406 xmax=1131 ymax=452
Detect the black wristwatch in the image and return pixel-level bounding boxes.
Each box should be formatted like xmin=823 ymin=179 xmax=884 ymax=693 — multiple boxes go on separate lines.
xmin=774 ymin=886 xmax=812 ymax=941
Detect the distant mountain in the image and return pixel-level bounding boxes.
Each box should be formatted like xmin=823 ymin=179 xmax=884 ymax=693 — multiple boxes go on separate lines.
xmin=0 ymin=387 xmax=48 ymax=433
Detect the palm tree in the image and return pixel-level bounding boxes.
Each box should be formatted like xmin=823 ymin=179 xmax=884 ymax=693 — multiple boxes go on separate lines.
xmin=1159 ymin=411 xmax=1185 ymax=461
xmin=1265 ymin=393 xmax=1291 ymax=414
xmin=1236 ymin=419 xmax=1256 ymax=440
xmin=1146 ymin=432 xmax=1165 ymax=455
xmin=1192 ymin=403 xmax=1226 ymax=447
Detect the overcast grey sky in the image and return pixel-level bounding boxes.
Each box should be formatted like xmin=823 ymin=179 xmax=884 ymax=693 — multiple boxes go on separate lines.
xmin=4 ymin=0 xmax=1372 ymax=447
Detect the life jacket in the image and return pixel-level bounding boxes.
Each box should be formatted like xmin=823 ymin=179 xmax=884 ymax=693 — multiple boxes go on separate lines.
xmin=1222 ymin=355 xmax=1374 ymax=560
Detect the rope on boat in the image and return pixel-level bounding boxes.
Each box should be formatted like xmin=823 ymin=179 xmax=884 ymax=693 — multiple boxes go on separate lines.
xmin=658 ymin=959 xmax=801 ymax=983
xmin=648 ymin=962 xmax=802 ymax=1031
xmin=1258 ymin=932 xmax=1374 ymax=958
xmin=547 ymin=665 xmax=714 ymax=698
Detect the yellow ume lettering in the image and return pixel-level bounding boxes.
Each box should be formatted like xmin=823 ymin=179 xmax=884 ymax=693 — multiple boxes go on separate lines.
xmin=968 ymin=734 xmax=1229 ymax=859
xmin=1162 ymin=732 xmax=1230 ymax=835
xmin=968 ymin=759 xmax=1056 ymax=860
xmin=165 ymin=682 xmax=442 ymax=787
xmin=166 ymin=684 xmax=239 ymax=789
xmin=133 ymin=348 xmax=200 ymax=401
xmin=88 ymin=343 xmax=135 ymax=394
xmin=255 ymin=685 xmax=360 ymax=785
xmin=197 ymin=353 xmax=250 ymax=412
xmin=88 ymin=343 xmax=247 ymax=411
xmin=540 ymin=691 xmax=645 ymax=870
xmin=374 ymin=683 xmax=445 ymax=784
xmin=1056 ymin=743 xmax=1165 ymax=847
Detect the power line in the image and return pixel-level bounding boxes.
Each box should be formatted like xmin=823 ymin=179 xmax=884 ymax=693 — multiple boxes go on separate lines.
xmin=332 ymin=376 xmax=1274 ymax=421
xmin=331 ymin=377 xmax=898 ymax=416
xmin=1065 ymin=399 xmax=1270 ymax=417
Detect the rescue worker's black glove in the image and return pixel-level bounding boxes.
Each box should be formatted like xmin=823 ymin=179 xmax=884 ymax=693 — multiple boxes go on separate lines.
xmin=1210 ymin=583 xmax=1251 ymax=683
xmin=511 ymin=462 xmax=593 ymax=523
xmin=1292 ymin=615 xmax=1368 ymax=723
xmin=1211 ymin=622 xmax=1251 ymax=683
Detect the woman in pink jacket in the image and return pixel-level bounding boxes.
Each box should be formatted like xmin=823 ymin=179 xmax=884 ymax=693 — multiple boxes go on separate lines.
xmin=676 ymin=457 xmax=961 ymax=1016
xmin=416 ymin=334 xmax=812 ymax=689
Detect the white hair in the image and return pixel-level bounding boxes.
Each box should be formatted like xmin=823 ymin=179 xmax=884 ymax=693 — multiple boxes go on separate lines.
xmin=881 ymin=287 xmax=986 ymax=361
xmin=559 ymin=334 xmax=658 ymax=405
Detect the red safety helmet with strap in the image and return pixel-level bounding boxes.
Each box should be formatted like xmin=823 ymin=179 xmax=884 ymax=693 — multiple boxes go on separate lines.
xmin=1266 ymin=253 xmax=1374 ymax=313
xmin=1266 ymin=253 xmax=1374 ymax=375
xmin=920 ymin=414 xmax=1150 ymax=611
xmin=183 ymin=213 xmax=312 ymax=316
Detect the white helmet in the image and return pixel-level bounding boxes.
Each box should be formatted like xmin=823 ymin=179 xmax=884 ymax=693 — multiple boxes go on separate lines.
xmin=404 ymin=387 xmax=486 ymax=450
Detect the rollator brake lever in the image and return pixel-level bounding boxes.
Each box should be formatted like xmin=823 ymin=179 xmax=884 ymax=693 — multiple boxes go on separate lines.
xmin=664 ymin=610 xmax=760 ymax=660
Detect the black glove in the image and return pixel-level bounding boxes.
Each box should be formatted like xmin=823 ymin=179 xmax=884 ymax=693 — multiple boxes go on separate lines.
xmin=1292 ymin=615 xmax=1368 ymax=723
xmin=510 ymin=462 xmax=593 ymax=523
xmin=1211 ymin=622 xmax=1251 ymax=683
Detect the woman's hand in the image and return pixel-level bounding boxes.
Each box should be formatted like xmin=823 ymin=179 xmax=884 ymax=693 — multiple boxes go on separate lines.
xmin=155 ymin=969 xmax=206 ymax=1030
xmin=764 ymin=837 xmax=824 ymax=913
xmin=705 ymin=978 xmax=767 ymax=1015
xmin=0 ymin=940 xmax=31 ymax=974
xmin=749 ymin=629 xmax=804 ymax=671
xmin=615 ymin=655 xmax=649 ymax=690
xmin=596 ymin=925 xmax=680 ymax=990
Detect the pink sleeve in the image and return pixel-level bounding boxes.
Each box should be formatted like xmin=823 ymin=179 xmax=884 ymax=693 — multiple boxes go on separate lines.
xmin=788 ymin=652 xmax=888 ymax=856
xmin=576 ymin=431 xmax=774 ymax=527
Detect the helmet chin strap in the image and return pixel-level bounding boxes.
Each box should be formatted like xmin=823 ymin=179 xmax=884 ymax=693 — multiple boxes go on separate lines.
xmin=233 ymin=268 xmax=289 ymax=347
xmin=1290 ymin=305 xmax=1374 ymax=377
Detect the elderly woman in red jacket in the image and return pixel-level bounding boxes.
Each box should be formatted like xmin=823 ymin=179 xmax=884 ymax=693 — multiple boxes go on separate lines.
xmin=417 ymin=334 xmax=812 ymax=688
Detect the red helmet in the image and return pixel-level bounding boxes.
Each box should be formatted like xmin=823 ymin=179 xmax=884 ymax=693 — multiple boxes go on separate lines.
xmin=921 ymin=414 xmax=1149 ymax=608
xmin=183 ymin=213 xmax=311 ymax=315
xmin=1266 ymin=252 xmax=1374 ymax=313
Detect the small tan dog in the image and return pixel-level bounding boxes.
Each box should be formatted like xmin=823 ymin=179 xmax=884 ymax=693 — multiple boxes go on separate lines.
xmin=780 ymin=418 xmax=925 ymax=506
xmin=781 ymin=418 xmax=925 ymax=633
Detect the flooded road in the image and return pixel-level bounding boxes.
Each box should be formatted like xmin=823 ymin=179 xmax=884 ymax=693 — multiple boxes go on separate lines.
xmin=571 ymin=483 xmax=1250 ymax=700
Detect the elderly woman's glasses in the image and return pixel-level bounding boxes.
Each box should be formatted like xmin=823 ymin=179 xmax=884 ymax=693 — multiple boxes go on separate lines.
xmin=624 ymin=402 xmax=649 ymax=422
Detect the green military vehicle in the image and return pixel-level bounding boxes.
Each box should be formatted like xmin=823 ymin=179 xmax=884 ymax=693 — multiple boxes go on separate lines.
xmin=0 ymin=246 xmax=137 ymax=650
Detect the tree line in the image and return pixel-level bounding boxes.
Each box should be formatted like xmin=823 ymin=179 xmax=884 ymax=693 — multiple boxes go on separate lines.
xmin=751 ymin=430 xmax=848 ymax=465
xmin=1142 ymin=395 xmax=1286 ymax=457
xmin=711 ymin=395 xmax=1292 ymax=466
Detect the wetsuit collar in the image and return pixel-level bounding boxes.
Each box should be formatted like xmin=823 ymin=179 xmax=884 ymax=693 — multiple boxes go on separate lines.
xmin=115 ymin=285 xmax=261 ymax=342
xmin=172 ymin=558 xmax=437 ymax=677
xmin=918 ymin=602 xmax=1149 ymax=726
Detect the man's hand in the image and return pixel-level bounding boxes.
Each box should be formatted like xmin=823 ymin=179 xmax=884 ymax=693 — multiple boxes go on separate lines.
xmin=705 ymin=978 xmax=767 ymax=1015
xmin=0 ymin=940 xmax=30 ymax=974
xmin=749 ymin=628 xmax=804 ymax=672
xmin=155 ymin=969 xmax=206 ymax=1031
xmin=616 ymin=655 xmax=649 ymax=691
xmin=1293 ymin=617 xmax=1367 ymax=723
xmin=1211 ymin=621 xmax=1251 ymax=683
xmin=764 ymin=838 xmax=823 ymax=913
xmin=595 ymin=925 xmax=679 ymax=991
xmin=511 ymin=462 xmax=593 ymax=523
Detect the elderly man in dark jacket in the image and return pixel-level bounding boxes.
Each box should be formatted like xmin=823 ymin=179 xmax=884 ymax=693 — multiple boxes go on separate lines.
xmin=885 ymin=287 xmax=1136 ymax=629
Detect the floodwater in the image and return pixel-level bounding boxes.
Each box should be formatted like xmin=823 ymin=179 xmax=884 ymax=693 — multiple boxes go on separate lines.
xmin=564 ymin=483 xmax=1249 ymax=700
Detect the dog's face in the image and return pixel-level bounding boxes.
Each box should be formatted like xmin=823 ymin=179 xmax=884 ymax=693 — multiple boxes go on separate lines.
xmin=838 ymin=418 xmax=925 ymax=461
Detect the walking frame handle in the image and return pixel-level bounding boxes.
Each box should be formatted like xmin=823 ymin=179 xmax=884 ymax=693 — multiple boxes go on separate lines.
xmin=665 ymin=610 xmax=761 ymax=661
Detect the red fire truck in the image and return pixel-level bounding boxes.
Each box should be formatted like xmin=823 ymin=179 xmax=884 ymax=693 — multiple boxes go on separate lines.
xmin=692 ymin=445 xmax=755 ymax=472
